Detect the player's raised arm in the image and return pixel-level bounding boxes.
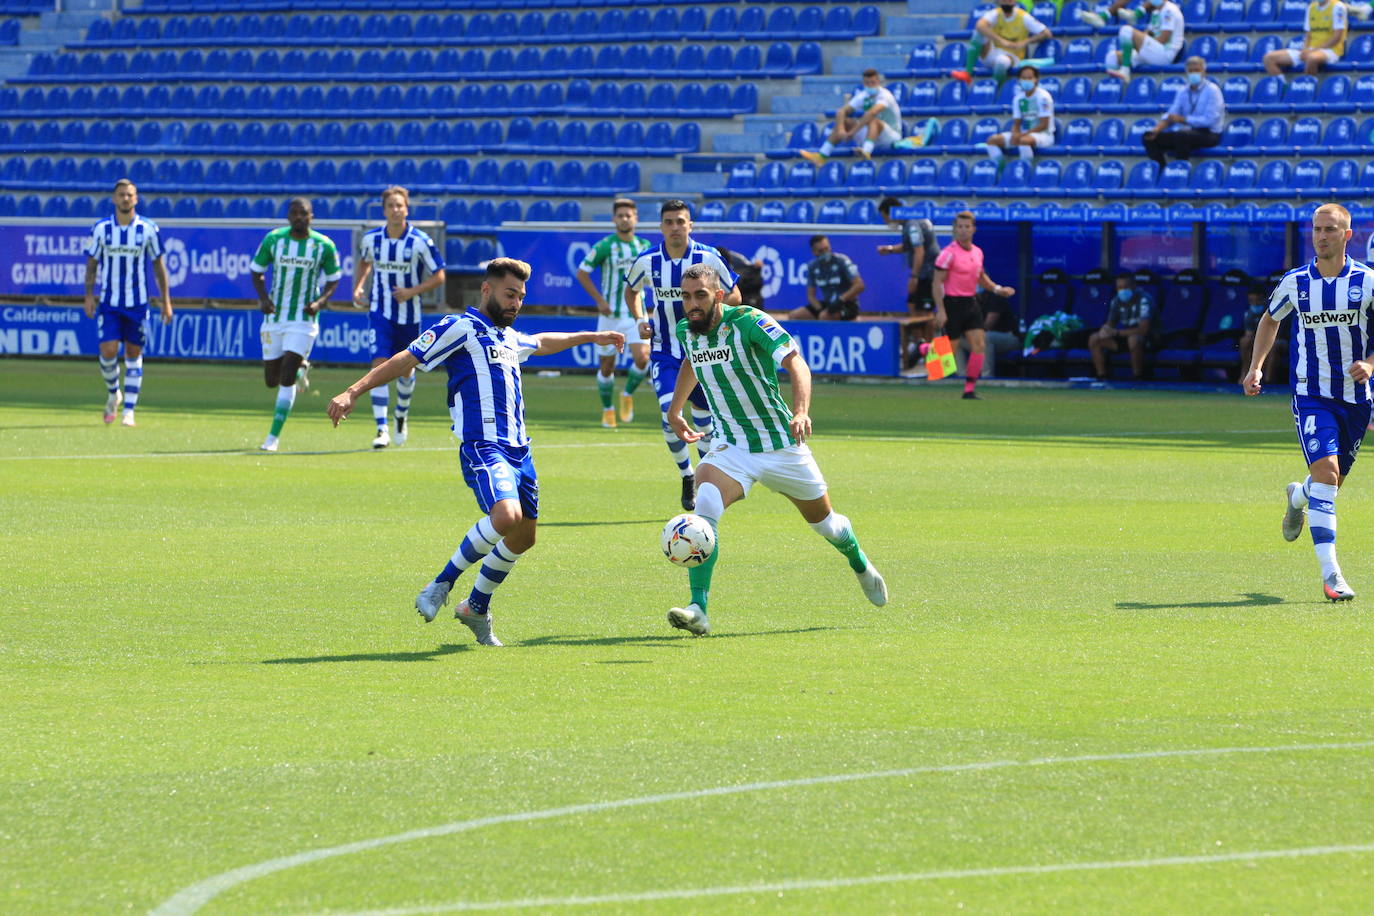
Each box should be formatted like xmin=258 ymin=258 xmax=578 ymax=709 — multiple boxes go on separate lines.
xmin=532 ymin=330 xmax=624 ymax=356
xmin=328 ymin=351 xmax=420 ymax=425
xmin=666 ymin=358 xmax=701 ymax=442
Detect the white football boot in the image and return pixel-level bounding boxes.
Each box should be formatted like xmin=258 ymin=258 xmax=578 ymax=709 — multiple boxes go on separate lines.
xmin=1282 ymin=482 xmax=1306 ymax=542
xmin=455 ymin=598 xmax=503 ymax=646
xmin=1324 ymin=572 xmax=1355 ymax=602
xmin=856 ymin=563 xmax=888 ymax=607
xmin=372 ymin=426 xmax=391 ymax=449
xmin=393 ymin=415 xmax=408 ymax=446
xmin=415 ymin=579 xmax=452 ymax=622
xmin=667 ymin=603 xmax=711 ymax=636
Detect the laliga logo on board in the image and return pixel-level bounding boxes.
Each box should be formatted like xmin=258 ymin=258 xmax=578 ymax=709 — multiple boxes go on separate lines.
xmin=753 ymin=245 xmax=784 ymax=299
xmin=162 ymin=237 xmax=189 ymax=288
xmin=565 ymin=242 xmax=592 ymax=279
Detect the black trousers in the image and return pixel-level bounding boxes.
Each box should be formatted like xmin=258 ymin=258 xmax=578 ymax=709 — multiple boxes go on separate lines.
xmin=1143 ymin=128 xmax=1221 ymax=164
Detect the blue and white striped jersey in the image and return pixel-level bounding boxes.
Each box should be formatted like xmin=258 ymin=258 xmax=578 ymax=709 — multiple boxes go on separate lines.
xmin=408 ymin=308 xmax=541 ymax=446
xmin=624 ymin=239 xmax=737 ymax=359
xmin=1269 ymin=256 xmax=1374 ymax=404
xmin=84 ymin=215 xmax=163 ymax=309
xmin=360 ymin=223 xmax=445 ymax=325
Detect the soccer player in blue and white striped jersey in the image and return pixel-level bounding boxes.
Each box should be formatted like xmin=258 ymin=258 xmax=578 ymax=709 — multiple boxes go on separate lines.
xmin=351 ymin=186 xmax=446 ymax=449
xmin=624 ymin=200 xmax=741 ymax=511
xmin=82 ymin=179 xmax=173 ymax=427
xmin=327 ymin=258 xmax=625 ymax=647
xmin=1244 ymin=203 xmax=1374 ymax=601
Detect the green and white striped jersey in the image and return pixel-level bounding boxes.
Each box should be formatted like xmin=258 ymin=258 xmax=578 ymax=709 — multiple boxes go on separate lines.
xmin=250 ymin=227 xmax=342 ymax=323
xmin=676 ymin=305 xmax=800 ymax=453
xmin=578 ymin=234 xmax=651 ymax=318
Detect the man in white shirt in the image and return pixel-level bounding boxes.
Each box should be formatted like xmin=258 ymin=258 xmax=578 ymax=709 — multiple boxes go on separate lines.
xmin=800 ymin=68 xmax=905 ymax=164
xmin=1105 ymin=0 xmax=1185 ymax=82
xmin=986 ymin=64 xmax=1055 ymax=166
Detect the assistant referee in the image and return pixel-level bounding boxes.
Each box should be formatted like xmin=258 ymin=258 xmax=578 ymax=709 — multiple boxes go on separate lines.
xmin=932 ymin=210 xmax=1016 ymax=400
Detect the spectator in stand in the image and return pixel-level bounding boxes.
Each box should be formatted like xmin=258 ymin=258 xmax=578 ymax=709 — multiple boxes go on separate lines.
xmin=951 ymin=1 xmax=1054 ymax=87
xmin=799 ymin=68 xmax=909 ymax=165
xmin=1088 ymin=272 xmax=1154 ymax=381
xmin=1239 ymin=282 xmax=1287 ymax=384
xmin=986 ymin=64 xmax=1055 ymax=168
xmin=788 ymin=235 xmax=864 ymax=321
xmin=1263 ymin=0 xmax=1359 ymax=76
xmin=1141 ymin=56 xmax=1224 ymax=165
xmin=1105 ymin=0 xmax=1185 ymax=82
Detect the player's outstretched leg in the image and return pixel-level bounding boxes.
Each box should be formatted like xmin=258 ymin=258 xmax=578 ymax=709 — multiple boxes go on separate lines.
xmin=658 ymin=394 xmax=696 ymax=509
xmin=1308 ymin=481 xmax=1354 ymax=600
xmin=121 ymin=355 xmax=142 ymax=426
xmin=455 ymin=539 xmax=523 ymax=646
xmin=598 ymin=371 xmax=617 ymax=428
xmin=669 ymin=483 xmax=723 ymax=636
xmin=416 ymin=516 xmax=501 ymax=621
xmin=811 ymin=510 xmax=887 ymax=606
xmin=261 ymin=383 xmax=295 ymax=451
xmin=1283 ymin=477 xmax=1310 ymax=542
xmin=99 ymin=354 xmax=121 ymax=423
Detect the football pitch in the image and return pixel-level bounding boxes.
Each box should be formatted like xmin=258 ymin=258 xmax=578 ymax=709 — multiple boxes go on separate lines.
xmin=5 ymin=357 xmax=1374 ymax=914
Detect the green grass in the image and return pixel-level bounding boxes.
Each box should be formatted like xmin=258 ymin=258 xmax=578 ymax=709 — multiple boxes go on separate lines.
xmin=5 ymin=358 xmax=1374 ymax=914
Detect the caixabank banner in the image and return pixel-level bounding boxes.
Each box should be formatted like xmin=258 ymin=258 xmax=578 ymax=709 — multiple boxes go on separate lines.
xmin=0 ymin=307 xmax=901 ymax=376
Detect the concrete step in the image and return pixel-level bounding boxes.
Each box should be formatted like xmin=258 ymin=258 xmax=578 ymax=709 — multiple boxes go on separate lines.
xmin=0 ymin=48 xmax=34 ymax=81
xmin=713 ymin=133 xmax=780 ymax=154
xmin=885 ymin=14 xmax=966 ymax=38
xmin=830 ymin=54 xmax=909 ymax=75
xmin=651 ymin=171 xmax=726 ymax=194
xmin=770 ymin=94 xmax=842 ymax=114
xmin=907 ymin=0 xmax=970 ymax=12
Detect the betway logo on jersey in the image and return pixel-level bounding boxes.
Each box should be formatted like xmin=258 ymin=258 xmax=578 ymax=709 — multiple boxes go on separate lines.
xmin=1301 ymin=310 xmax=1363 ymax=328
xmin=653 ymin=286 xmax=683 ymax=301
xmin=690 ymin=345 xmax=733 ymax=366
xmin=277 ymin=255 xmax=320 ymax=269
xmin=487 ymin=345 xmax=520 ymax=366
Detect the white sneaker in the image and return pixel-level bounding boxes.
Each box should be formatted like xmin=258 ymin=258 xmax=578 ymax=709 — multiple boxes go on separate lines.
xmin=1282 ymin=482 xmax=1306 ymax=542
xmin=415 ymin=579 xmax=452 ymax=622
xmin=1077 ymin=9 xmax=1107 ymax=27
xmin=103 ymin=390 xmax=122 ymax=424
xmin=667 ymin=603 xmax=711 ymax=636
xmin=1324 ymin=571 xmax=1355 ymax=601
xmin=372 ymin=427 xmax=391 ymax=449
xmin=1117 ymin=7 xmax=1138 ymax=24
xmin=394 ymin=415 xmax=407 ymax=446
xmin=260 ymin=435 xmax=278 ymax=452
xmin=120 ymin=411 xmax=136 ymax=427
xmin=857 ymin=563 xmax=888 ymax=607
xmin=455 ymin=598 xmax=503 ymax=646
xmin=296 ymin=359 xmax=311 ymax=392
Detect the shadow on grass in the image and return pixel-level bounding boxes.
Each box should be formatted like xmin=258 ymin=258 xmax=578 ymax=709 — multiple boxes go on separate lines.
xmin=519 ymin=626 xmax=845 ymax=648
xmin=262 ymin=643 xmax=470 ymax=664
xmin=1115 ymin=593 xmax=1284 ymax=610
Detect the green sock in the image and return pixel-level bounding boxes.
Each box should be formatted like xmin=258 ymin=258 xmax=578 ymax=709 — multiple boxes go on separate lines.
xmin=1120 ymin=36 xmax=1133 ymax=68
xmin=597 ymin=373 xmax=614 ymax=410
xmin=964 ymin=36 xmax=982 ymax=72
xmin=827 ymin=527 xmax=870 ymax=574
xmin=687 ymin=517 xmax=719 ymax=612
xmin=624 ymin=364 xmax=647 ymax=396
xmin=269 ymin=391 xmax=295 ymax=438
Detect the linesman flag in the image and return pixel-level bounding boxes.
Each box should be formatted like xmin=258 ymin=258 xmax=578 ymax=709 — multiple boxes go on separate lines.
xmin=925 ymin=335 xmax=957 ymax=380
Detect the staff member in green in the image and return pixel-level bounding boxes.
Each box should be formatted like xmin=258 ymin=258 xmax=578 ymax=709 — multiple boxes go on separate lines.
xmin=251 ymin=197 xmax=342 ymax=452
xmin=663 ymin=264 xmax=888 ymax=636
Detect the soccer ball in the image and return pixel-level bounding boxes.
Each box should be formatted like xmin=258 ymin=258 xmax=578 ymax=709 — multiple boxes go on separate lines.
xmin=661 ymin=513 xmax=715 ymax=567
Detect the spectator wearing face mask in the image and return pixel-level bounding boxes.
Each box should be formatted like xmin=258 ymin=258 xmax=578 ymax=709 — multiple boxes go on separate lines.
xmin=1088 ymin=272 xmax=1155 ymax=381
xmin=788 ymin=235 xmax=864 ymax=321
xmin=1141 ymin=55 xmax=1225 ymax=166
xmin=985 ymin=64 xmax=1055 ymax=168
xmin=950 ymin=0 xmax=1055 ymax=88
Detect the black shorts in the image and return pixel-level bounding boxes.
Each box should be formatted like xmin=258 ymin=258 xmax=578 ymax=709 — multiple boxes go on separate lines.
xmin=907 ymin=275 xmax=933 ymax=310
xmin=942 ymin=295 xmax=983 ymax=339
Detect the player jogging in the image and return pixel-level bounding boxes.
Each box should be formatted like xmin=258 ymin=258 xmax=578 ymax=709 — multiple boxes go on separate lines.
xmin=252 ymin=198 xmax=341 ymax=452
xmin=932 ymin=210 xmax=1016 ymax=400
xmin=663 ymin=265 xmax=887 ymax=636
xmin=327 ymin=258 xmax=625 ymax=646
xmin=1243 ymin=203 xmax=1374 ymax=601
xmin=624 ymin=199 xmax=741 ymax=511
xmin=575 ymin=197 xmax=652 ymax=429
xmin=83 ymin=178 xmax=173 ymax=427
xmin=352 ymin=185 xmax=446 ymax=449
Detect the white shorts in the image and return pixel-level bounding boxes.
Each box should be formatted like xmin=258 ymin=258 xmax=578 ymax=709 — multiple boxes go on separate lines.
xmin=840 ymin=116 xmax=902 ymax=147
xmin=980 ymin=48 xmax=1018 ymax=75
xmin=1106 ymin=33 xmax=1177 ymax=69
xmin=698 ymin=440 xmax=828 ymax=502
xmin=261 ymin=319 xmax=318 ymax=360
xmin=989 ymin=130 xmax=1053 ymax=148
xmin=1284 ymin=47 xmax=1339 ymax=67
xmin=596 ymin=314 xmax=646 ymax=357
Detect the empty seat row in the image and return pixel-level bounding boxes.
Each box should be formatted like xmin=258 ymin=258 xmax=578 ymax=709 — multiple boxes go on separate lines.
xmin=84 ymin=6 xmax=880 ymax=47
xmin=0 ymin=80 xmax=757 ymax=120
xmin=0 ymin=154 xmax=641 ymax=197
xmin=0 ymin=116 xmax=700 ymax=157
xmin=25 ymin=41 xmax=823 ymax=81
xmin=711 ymin=156 xmax=1374 ymax=201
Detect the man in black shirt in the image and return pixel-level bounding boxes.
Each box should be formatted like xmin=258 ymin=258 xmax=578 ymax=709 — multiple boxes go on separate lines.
xmin=788 ymin=235 xmax=865 ymax=321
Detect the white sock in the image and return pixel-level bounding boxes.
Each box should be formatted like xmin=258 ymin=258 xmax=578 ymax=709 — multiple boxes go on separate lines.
xmin=395 ymin=374 xmax=415 ymax=420
xmin=987 ymin=144 xmax=1004 ymax=163
xmin=1291 ymin=475 xmax=1312 ymax=509
xmin=122 ymin=356 xmax=143 ymax=412
xmin=808 ymin=511 xmax=850 ymax=544
xmin=861 ymin=139 xmax=875 ymax=155
xmin=1308 ymin=481 xmax=1339 ymax=578
xmin=819 ymin=140 xmax=834 ymax=156
xmin=1018 ymin=144 xmax=1034 ymax=161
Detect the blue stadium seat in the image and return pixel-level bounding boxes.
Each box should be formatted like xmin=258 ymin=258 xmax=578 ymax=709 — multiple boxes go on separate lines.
xmin=937 ymin=159 xmax=969 ymax=190
xmin=937 ymin=80 xmax=968 ymax=111
xmin=1323 ymin=117 xmax=1358 ymax=154
xmin=1214 ymin=0 xmax=1245 ymax=20
xmin=726 ymin=201 xmax=757 ymax=221
xmin=971 ymin=118 xmax=1000 ymax=145
xmin=1093 ymin=118 xmax=1125 ymax=152
xmin=758 ymin=200 xmax=786 ymax=223
xmin=756 ymin=160 xmax=786 ymax=193
xmin=1359 ymin=161 xmax=1374 ymax=192
xmin=1251 ymin=75 xmax=1285 ymax=111
xmin=1218 ymin=35 xmax=1249 ymax=65
xmin=1122 ymin=76 xmax=1157 ymax=110
xmin=1221 ymin=76 xmax=1250 ymax=107
xmin=1247 ymin=0 xmax=1278 ymax=23
xmin=968 ymin=79 xmax=998 ymax=111
xmin=1253 ymin=116 xmax=1288 ymax=148
xmin=1093 ymin=159 xmax=1126 ymax=195
xmin=815 ymin=160 xmax=846 ymax=193
xmin=849 ymin=200 xmax=881 ymax=225
xmin=698 ymin=200 xmax=727 ymax=222
xmin=1255 ymin=160 xmax=1290 ymax=197
xmin=786 ymin=201 xmax=815 ymax=223
xmin=1192 ymin=160 xmax=1224 ymax=196
xmin=1325 ymin=159 xmax=1359 ymax=194
xmin=1030 ymin=159 xmax=1062 ymax=192
xmin=1277 ymin=0 xmax=1307 ymax=24
xmin=554 ymin=201 xmax=581 ymax=222
xmin=847 ymin=159 xmax=877 ymax=191
xmin=906 ymin=159 xmax=936 ymax=191
xmin=1287 ymin=75 xmax=1319 ymax=111
xmin=496 ymin=200 xmax=522 ymax=224
xmin=1291 ymin=116 xmax=1322 ymax=150
xmin=1091 ymin=77 xmax=1125 ymax=109
xmin=906 ymin=42 xmax=937 ymax=72
xmin=1157 ymin=160 xmax=1194 ymax=199
xmin=1221 ymin=116 xmax=1254 ymax=148
xmin=1290 ymin=158 xmax=1324 ymax=195
xmin=817 ymin=199 xmax=847 ymax=224
xmin=1061 ymin=118 xmax=1094 ymax=148
xmin=998 ymin=158 xmax=1031 ymax=191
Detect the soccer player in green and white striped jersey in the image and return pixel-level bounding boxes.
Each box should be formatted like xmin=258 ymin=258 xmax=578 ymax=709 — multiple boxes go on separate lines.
xmin=575 ymin=198 xmax=652 ymax=429
xmin=250 ymin=197 xmax=342 ymax=452
xmin=663 ymin=264 xmax=888 ymax=636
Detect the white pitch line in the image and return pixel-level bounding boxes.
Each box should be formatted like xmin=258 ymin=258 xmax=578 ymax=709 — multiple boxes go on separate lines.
xmin=0 ymin=430 xmax=1285 ymax=463
xmin=328 ymin=842 xmax=1374 ymax=915
xmin=149 ymin=740 xmax=1374 ymax=916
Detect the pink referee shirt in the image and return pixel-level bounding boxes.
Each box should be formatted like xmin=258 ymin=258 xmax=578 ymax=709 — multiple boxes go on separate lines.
xmin=934 ymin=241 xmax=983 ymax=297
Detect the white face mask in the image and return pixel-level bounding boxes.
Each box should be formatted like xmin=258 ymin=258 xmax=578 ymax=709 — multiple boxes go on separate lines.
xmin=1018 ymin=78 xmax=1035 ymax=93
xmin=1187 ymin=71 xmax=1202 ymax=86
